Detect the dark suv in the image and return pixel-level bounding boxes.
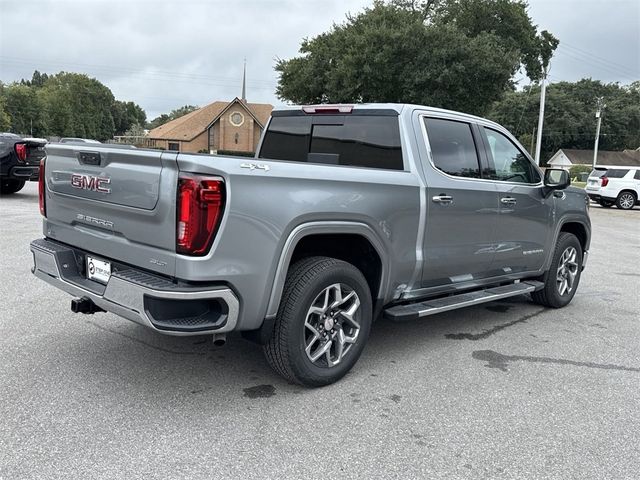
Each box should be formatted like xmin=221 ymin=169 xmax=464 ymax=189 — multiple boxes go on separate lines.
xmin=0 ymin=133 xmax=47 ymax=194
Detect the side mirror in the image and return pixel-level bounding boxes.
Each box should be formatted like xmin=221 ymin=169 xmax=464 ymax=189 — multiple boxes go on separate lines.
xmin=544 ymin=168 xmax=571 ymax=190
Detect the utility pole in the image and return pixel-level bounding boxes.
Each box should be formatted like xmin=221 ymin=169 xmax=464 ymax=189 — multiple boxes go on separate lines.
xmin=534 ymin=65 xmax=548 ymax=166
xmin=530 ymin=126 xmax=536 ymax=156
xmin=592 ymin=97 xmax=605 ymax=169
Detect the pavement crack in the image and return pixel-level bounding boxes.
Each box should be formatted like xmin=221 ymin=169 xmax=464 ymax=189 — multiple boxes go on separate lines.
xmin=87 ymin=320 xmax=205 ymax=355
xmin=473 ymin=349 xmax=640 ymax=373
xmin=445 ymin=309 xmax=545 ymax=341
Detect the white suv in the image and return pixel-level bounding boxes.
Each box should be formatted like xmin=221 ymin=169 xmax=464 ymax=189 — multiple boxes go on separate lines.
xmin=585 ymin=167 xmax=640 ymax=210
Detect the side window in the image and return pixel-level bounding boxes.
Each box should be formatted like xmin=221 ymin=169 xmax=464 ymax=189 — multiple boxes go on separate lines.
xmin=258 ymin=116 xmax=311 ymax=161
xmin=482 ymin=128 xmax=540 ymax=184
xmin=634 ymin=170 xmax=640 ymax=180
xmin=423 ymin=118 xmax=480 ymax=178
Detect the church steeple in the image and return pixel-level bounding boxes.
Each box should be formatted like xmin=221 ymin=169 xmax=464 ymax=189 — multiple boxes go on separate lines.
xmin=241 ymin=59 xmax=247 ymax=103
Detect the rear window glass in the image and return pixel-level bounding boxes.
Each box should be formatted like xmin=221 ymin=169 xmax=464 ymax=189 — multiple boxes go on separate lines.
xmin=605 ymin=169 xmax=629 ymax=178
xmin=589 ymin=169 xmax=607 ymax=178
xmin=606 ymin=168 xmax=629 ymax=178
xmin=259 ymin=115 xmax=403 ymax=170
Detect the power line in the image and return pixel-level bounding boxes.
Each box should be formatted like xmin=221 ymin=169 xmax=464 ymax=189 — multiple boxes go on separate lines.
xmin=561 ymin=42 xmax=639 ymax=77
xmin=0 ymin=56 xmax=278 ymax=89
xmin=554 ymin=49 xmax=638 ymax=82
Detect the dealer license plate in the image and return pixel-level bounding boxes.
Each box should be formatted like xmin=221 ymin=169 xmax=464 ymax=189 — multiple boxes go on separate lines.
xmin=87 ymin=255 xmax=111 ymax=284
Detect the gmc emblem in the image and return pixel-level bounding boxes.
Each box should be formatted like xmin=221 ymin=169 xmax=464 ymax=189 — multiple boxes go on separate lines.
xmin=71 ymin=174 xmax=111 ymax=194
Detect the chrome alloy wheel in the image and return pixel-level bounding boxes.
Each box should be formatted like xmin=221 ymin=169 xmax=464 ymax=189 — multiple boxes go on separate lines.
xmin=619 ymin=192 xmax=635 ymax=209
xmin=556 ymin=246 xmax=579 ymax=296
xmin=304 ymin=283 xmax=361 ymax=367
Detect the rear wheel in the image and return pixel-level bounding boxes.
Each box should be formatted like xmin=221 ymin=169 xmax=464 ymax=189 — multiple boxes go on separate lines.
xmin=0 ymin=179 xmax=25 ymax=195
xmin=531 ymin=232 xmax=583 ymax=308
xmin=616 ymin=191 xmax=636 ymax=210
xmin=263 ymin=256 xmax=372 ymax=387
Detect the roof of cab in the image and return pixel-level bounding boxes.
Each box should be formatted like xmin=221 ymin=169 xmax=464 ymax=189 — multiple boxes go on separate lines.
xmin=271 ymin=103 xmax=502 ymax=128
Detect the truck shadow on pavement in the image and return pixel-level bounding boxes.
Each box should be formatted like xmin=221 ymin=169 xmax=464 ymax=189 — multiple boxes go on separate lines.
xmin=75 ymin=292 xmax=637 ymax=399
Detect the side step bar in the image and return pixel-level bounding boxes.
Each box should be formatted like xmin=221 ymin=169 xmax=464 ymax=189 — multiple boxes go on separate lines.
xmin=384 ymin=281 xmax=544 ymax=322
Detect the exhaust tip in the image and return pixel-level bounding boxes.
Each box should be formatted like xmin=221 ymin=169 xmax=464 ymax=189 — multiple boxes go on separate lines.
xmin=212 ymin=333 xmax=227 ymax=347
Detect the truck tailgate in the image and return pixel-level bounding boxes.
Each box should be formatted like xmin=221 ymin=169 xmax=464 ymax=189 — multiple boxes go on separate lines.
xmin=42 ymin=144 xmax=179 ymax=276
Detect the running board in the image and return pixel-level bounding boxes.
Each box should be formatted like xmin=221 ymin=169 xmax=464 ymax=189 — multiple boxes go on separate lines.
xmin=384 ymin=281 xmax=544 ymax=322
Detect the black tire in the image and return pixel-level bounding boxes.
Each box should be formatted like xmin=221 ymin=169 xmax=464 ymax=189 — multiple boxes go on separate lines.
xmin=263 ymin=256 xmax=372 ymax=387
xmin=531 ymin=232 xmax=583 ymax=308
xmin=599 ymin=199 xmax=614 ymax=208
xmin=615 ymin=191 xmax=637 ymax=210
xmin=0 ymin=179 xmax=26 ymax=195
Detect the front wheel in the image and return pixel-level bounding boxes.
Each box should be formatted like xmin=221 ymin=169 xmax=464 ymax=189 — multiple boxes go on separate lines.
xmin=616 ymin=191 xmax=637 ymax=210
xmin=0 ymin=179 xmax=26 ymax=195
xmin=531 ymin=232 xmax=583 ymax=308
xmin=263 ymin=256 xmax=372 ymax=387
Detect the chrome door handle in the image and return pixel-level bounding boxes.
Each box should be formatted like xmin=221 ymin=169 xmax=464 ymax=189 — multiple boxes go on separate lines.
xmin=500 ymin=197 xmax=517 ymax=205
xmin=432 ymin=195 xmax=453 ymax=204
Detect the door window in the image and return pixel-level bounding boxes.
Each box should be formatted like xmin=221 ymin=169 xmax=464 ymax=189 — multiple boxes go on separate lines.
xmin=423 ymin=118 xmax=480 ymax=178
xmin=482 ymin=128 xmax=540 ymax=184
xmin=634 ymin=170 xmax=640 ymax=180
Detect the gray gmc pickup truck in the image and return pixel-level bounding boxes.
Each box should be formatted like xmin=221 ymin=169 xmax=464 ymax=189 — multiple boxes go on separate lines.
xmin=31 ymin=104 xmax=591 ymax=386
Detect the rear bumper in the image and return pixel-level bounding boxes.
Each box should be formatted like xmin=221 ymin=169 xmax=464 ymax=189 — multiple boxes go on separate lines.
xmin=587 ymin=193 xmax=616 ymax=202
xmin=9 ymin=165 xmax=39 ymax=180
xmin=30 ymin=238 xmax=239 ymax=336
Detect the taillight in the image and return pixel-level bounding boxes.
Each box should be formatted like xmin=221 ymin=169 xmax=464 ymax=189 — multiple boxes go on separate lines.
xmin=38 ymin=158 xmax=46 ymax=217
xmin=600 ymin=177 xmax=609 ymax=187
xmin=15 ymin=143 xmax=27 ymax=162
xmin=176 ymin=174 xmax=225 ymax=256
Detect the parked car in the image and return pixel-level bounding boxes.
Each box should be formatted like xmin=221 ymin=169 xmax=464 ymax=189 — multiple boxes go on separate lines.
xmin=58 ymin=137 xmax=102 ymax=144
xmin=585 ymin=167 xmax=640 ymax=210
xmin=0 ymin=133 xmax=47 ymax=194
xmin=30 ymin=104 xmax=591 ymax=386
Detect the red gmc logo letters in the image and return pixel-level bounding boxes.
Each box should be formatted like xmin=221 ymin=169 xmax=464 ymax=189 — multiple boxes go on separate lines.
xmin=71 ymin=174 xmax=111 ymax=193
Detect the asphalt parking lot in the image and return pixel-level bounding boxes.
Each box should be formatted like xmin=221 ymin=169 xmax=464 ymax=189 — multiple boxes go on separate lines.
xmin=1 ymin=182 xmax=639 ymax=479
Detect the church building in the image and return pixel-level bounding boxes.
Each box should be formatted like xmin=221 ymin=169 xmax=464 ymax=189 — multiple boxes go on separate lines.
xmin=147 ymin=66 xmax=273 ymax=154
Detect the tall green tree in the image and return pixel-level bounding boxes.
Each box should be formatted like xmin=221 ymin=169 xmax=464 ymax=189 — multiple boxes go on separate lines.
xmin=275 ymin=0 xmax=558 ymax=115
xmin=488 ymin=79 xmax=640 ymax=163
xmin=0 ymin=71 xmax=146 ymax=140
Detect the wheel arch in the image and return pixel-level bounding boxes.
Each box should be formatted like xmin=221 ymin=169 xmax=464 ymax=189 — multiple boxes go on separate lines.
xmin=543 ymin=217 xmax=591 ymax=272
xmin=265 ymin=222 xmax=389 ymax=320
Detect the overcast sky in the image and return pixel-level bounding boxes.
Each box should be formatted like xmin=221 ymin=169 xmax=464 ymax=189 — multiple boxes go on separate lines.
xmin=1 ymin=0 xmax=638 ymax=119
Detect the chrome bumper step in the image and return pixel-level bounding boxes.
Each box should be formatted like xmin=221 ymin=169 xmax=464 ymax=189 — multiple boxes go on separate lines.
xmin=384 ymin=281 xmax=544 ymax=322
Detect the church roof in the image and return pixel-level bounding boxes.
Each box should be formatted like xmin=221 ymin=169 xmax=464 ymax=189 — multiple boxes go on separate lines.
xmin=148 ymin=98 xmax=273 ymax=142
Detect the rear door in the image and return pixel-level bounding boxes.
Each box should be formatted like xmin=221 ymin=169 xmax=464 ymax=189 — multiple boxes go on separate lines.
xmin=43 ymin=144 xmax=179 ymax=276
xmin=478 ymin=126 xmax=553 ymax=274
xmin=417 ymin=114 xmax=499 ymax=288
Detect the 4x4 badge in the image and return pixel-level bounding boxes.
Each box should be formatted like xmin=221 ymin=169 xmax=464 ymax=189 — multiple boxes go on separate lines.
xmin=240 ymin=163 xmax=270 ymax=172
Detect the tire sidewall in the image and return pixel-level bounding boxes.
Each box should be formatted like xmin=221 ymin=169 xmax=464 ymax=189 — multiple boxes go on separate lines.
xmin=544 ymin=234 xmax=583 ymax=308
xmin=0 ymin=179 xmax=25 ymax=194
xmin=616 ymin=192 xmax=636 ymax=210
xmin=285 ymin=261 xmax=372 ymax=386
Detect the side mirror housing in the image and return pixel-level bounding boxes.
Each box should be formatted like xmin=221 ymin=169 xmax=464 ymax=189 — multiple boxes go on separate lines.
xmin=544 ymin=168 xmax=571 ymax=190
